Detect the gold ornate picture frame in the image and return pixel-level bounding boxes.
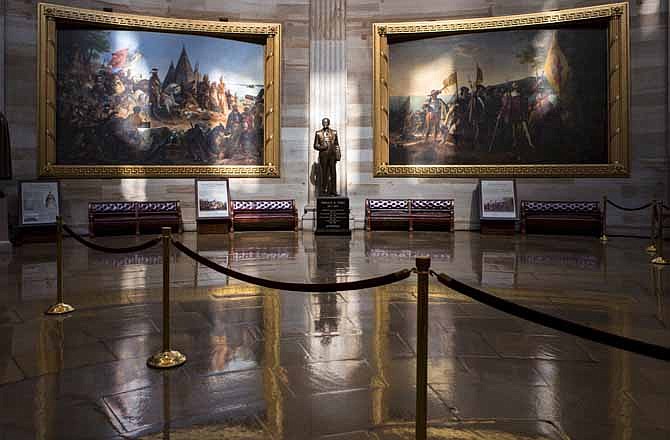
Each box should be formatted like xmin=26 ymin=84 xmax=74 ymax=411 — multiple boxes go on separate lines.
xmin=373 ymin=3 xmax=629 ymax=178
xmin=38 ymin=3 xmax=281 ymax=178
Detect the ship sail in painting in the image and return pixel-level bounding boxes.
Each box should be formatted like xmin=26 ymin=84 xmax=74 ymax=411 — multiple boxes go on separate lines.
xmin=56 ymin=29 xmax=265 ymax=166
xmin=388 ymin=26 xmax=608 ymax=166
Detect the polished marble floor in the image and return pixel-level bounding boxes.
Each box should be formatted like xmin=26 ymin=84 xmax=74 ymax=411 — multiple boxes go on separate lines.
xmin=0 ymin=231 xmax=668 ymax=439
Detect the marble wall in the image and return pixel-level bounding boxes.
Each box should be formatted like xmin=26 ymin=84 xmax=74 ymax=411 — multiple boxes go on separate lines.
xmin=0 ymin=0 xmax=667 ymax=234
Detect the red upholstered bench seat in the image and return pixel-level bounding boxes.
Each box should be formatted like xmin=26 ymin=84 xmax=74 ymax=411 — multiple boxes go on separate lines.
xmin=520 ymin=201 xmax=603 ymax=236
xmin=89 ymin=201 xmax=182 ymax=236
xmin=231 ymin=200 xmax=298 ymax=232
xmin=365 ymin=199 xmax=454 ymax=232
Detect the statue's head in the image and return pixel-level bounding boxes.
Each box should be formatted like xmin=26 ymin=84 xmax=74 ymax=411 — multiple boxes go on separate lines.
xmin=321 ymin=118 xmax=330 ymax=128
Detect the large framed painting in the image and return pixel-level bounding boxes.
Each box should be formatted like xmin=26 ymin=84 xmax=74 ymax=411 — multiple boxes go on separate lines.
xmin=37 ymin=3 xmax=281 ymax=178
xmin=373 ymin=3 xmax=629 ymax=177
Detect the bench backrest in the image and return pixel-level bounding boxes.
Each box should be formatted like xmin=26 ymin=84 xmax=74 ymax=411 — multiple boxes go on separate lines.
xmin=89 ymin=202 xmax=136 ymax=215
xmin=366 ymin=199 xmax=455 ymax=213
xmin=521 ymin=201 xmax=600 ymax=215
xmin=89 ymin=201 xmax=181 ymax=215
xmin=137 ymin=201 xmax=180 ymax=214
xmin=366 ymin=199 xmax=409 ymax=211
xmin=410 ymin=199 xmax=454 ymax=211
xmin=232 ymin=200 xmax=296 ymax=212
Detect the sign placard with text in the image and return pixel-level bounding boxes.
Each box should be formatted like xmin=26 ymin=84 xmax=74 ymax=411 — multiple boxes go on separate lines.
xmin=19 ymin=181 xmax=60 ymax=226
xmin=480 ymin=180 xmax=517 ymax=220
xmin=196 ymin=179 xmax=232 ymax=220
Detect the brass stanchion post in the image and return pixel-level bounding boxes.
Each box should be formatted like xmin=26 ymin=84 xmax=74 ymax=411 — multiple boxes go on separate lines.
xmin=415 ymin=256 xmax=430 ymax=440
xmin=147 ymin=227 xmax=186 ymax=368
xmin=652 ymin=202 xmax=669 ymax=265
xmin=45 ymin=216 xmax=75 ymax=315
xmin=600 ymin=195 xmax=608 ymax=243
xmin=646 ymin=200 xmax=657 ymax=254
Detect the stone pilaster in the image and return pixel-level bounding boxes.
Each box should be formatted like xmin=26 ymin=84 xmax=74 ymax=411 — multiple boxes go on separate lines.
xmin=308 ymin=0 xmax=347 ymax=201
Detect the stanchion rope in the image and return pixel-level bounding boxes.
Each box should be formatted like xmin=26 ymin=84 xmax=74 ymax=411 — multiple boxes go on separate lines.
xmin=431 ymin=270 xmax=670 ymax=361
xmin=606 ymin=199 xmax=653 ymax=212
xmin=62 ymin=224 xmax=161 ymax=254
xmin=172 ymin=239 xmax=412 ymax=292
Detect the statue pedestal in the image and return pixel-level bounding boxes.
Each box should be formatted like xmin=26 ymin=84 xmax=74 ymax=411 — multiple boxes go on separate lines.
xmin=315 ymin=197 xmax=351 ymax=236
xmin=0 ymin=196 xmax=11 ymax=252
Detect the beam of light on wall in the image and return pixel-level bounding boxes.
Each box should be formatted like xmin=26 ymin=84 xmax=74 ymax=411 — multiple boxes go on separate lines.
xmin=398 ymin=59 xmax=456 ymax=98
xmin=309 ymin=35 xmax=347 ymax=199
xmin=638 ymin=0 xmax=663 ymax=39
xmin=120 ymin=179 xmax=147 ymax=201
xmin=228 ymin=178 xmax=263 ymax=201
xmin=638 ymin=0 xmax=661 ymax=15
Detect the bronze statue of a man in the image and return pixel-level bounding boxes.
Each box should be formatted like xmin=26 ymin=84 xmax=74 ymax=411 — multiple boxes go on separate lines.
xmin=313 ymin=117 xmax=340 ymax=197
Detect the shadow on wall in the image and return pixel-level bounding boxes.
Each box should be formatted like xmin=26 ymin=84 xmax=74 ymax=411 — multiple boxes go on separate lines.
xmin=470 ymin=186 xmax=479 ymax=230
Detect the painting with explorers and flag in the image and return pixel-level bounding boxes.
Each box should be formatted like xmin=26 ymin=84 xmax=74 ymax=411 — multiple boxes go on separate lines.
xmin=38 ymin=4 xmax=282 ymax=178
xmin=57 ymin=30 xmax=264 ymax=166
xmin=373 ymin=3 xmax=630 ymax=177
xmin=389 ymin=27 xmax=608 ymax=165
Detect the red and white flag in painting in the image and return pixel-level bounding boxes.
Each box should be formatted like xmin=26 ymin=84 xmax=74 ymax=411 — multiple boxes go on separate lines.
xmin=110 ymin=48 xmax=129 ymax=69
xmin=543 ymin=32 xmax=570 ymax=93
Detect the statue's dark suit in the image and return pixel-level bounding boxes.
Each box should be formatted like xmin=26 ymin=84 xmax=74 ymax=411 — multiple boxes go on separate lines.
xmin=313 ymin=127 xmax=339 ymax=196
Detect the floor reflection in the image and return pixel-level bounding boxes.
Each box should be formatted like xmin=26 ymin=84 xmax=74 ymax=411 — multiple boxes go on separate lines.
xmin=0 ymin=231 xmax=668 ymax=439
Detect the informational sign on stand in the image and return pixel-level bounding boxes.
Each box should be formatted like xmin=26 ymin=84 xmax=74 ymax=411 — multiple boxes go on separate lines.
xmin=196 ymin=179 xmax=231 ymax=220
xmin=19 ymin=181 xmax=60 ymax=226
xmin=480 ymin=180 xmax=517 ymax=220
xmin=479 ymin=179 xmax=517 ymax=234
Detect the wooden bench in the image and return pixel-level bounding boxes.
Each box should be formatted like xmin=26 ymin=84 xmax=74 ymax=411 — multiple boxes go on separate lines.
xmin=231 ymin=200 xmax=298 ymax=232
xmin=520 ymin=200 xmax=602 ymax=236
xmin=89 ymin=201 xmax=182 ymax=237
xmin=365 ymin=199 xmax=454 ymax=232
xmin=137 ymin=201 xmax=182 ymax=235
xmin=409 ymin=199 xmax=455 ymax=231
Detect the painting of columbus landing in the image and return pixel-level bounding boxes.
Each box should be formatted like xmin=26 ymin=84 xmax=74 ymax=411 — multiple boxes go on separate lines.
xmin=56 ymin=29 xmax=265 ymax=166
xmin=388 ymin=25 xmax=608 ymax=166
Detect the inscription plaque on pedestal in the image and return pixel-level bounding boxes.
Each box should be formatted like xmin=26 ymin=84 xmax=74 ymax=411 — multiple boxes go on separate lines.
xmin=315 ymin=197 xmax=351 ymax=235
